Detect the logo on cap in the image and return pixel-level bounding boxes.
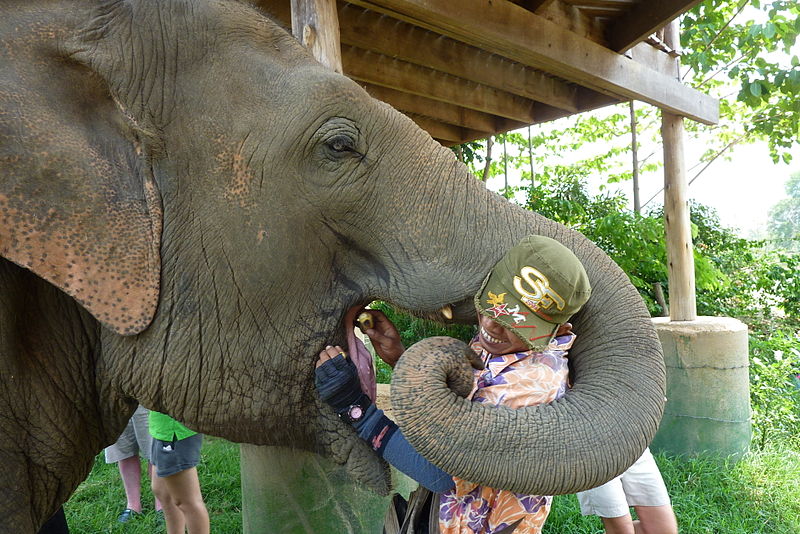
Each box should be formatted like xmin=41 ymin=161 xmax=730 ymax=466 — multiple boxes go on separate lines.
xmin=485 ymin=291 xmax=527 ymax=324
xmin=513 ymin=266 xmax=566 ymax=313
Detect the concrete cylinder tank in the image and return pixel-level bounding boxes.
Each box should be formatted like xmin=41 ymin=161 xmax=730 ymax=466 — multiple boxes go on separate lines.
xmin=651 ymin=316 xmax=751 ymax=457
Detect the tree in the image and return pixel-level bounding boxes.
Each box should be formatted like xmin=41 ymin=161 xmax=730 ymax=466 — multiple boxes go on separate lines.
xmin=681 ymin=0 xmax=800 ymax=163
xmin=768 ymin=171 xmax=800 ymax=250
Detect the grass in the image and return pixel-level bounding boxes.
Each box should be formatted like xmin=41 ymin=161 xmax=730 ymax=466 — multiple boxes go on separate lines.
xmin=66 ymin=440 xmax=800 ymax=533
xmin=544 ymin=446 xmax=800 ymax=534
xmin=64 ymin=436 xmax=242 ymax=533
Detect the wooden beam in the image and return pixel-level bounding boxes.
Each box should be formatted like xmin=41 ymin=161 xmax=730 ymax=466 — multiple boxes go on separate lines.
xmin=535 ymin=88 xmax=621 ymax=123
xmin=358 ymin=83 xmax=496 ymax=133
xmin=628 ymin=41 xmax=678 ymax=79
xmin=403 ymin=113 xmax=471 ymax=143
xmin=510 ymin=0 xmax=558 ymax=13
xmin=290 ymin=0 xmax=342 ymax=72
xmin=348 ymin=0 xmax=718 ymax=124
xmin=607 ymin=0 xmax=705 ymax=53
xmin=342 ymin=45 xmax=537 ymax=124
xmin=337 ymin=4 xmax=579 ymax=112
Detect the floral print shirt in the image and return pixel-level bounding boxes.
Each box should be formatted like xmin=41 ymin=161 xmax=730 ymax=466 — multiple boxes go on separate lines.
xmin=438 ymin=333 xmax=574 ymax=534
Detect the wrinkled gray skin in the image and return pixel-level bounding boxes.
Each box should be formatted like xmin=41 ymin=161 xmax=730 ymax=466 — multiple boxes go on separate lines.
xmin=0 ymin=1 xmax=665 ymax=531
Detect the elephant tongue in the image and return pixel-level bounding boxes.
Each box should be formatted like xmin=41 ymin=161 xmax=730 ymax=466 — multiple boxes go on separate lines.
xmin=350 ymin=335 xmax=377 ymax=402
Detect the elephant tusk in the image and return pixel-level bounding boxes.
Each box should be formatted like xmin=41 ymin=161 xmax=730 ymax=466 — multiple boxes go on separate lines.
xmin=440 ymin=304 xmax=453 ymax=320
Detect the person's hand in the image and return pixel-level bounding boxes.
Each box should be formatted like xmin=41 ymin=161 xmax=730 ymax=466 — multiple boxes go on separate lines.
xmin=357 ymin=310 xmax=405 ymax=368
xmin=555 ymin=322 xmax=574 ymax=337
xmin=314 ymin=346 xmax=366 ymax=414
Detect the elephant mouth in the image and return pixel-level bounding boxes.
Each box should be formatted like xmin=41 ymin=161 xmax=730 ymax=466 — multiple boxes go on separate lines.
xmin=341 ymin=301 xmax=461 ymax=399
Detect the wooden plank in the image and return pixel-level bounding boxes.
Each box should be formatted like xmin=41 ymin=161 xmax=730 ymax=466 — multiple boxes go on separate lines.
xmin=628 ymin=41 xmax=678 ymax=79
xmin=342 ymin=45 xmax=537 ymax=124
xmin=535 ymin=88 xmax=621 ymax=123
xmin=608 ymin=0 xmax=705 ymax=53
xmin=349 ymin=0 xmax=718 ymax=124
xmin=565 ymin=0 xmax=636 ymax=9
xmin=358 ymin=83 xmax=496 ymax=133
xmin=509 ymin=0 xmax=559 ymax=14
xmin=337 ymin=4 xmax=579 ymax=112
xmin=404 ymin=113 xmax=469 ymax=143
xmin=290 ymin=0 xmax=342 ymax=72
xmin=662 ymin=111 xmax=696 ymax=321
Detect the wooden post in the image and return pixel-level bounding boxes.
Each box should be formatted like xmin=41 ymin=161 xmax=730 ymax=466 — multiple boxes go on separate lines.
xmin=661 ymin=21 xmax=696 ymax=321
xmin=290 ymin=0 xmax=343 ymax=73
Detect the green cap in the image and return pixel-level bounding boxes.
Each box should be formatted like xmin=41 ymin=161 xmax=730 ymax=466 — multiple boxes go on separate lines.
xmin=475 ymin=235 xmax=592 ymax=351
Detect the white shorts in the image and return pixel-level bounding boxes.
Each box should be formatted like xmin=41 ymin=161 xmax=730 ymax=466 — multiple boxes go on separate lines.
xmin=104 ymin=405 xmax=153 ymax=464
xmin=576 ymin=448 xmax=671 ymax=518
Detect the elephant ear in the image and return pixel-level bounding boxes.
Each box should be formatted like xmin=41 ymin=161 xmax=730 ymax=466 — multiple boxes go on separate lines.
xmin=0 ymin=30 xmax=162 ymax=335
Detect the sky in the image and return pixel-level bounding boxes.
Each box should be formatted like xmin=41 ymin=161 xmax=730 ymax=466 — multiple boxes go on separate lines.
xmin=666 ymin=141 xmax=798 ymax=238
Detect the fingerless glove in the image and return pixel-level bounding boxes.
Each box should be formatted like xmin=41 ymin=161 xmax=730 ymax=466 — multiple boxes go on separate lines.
xmin=314 ymin=354 xmax=365 ymax=415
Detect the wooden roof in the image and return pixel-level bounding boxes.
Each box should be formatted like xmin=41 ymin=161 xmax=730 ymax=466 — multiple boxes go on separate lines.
xmin=253 ymin=0 xmax=718 ymax=145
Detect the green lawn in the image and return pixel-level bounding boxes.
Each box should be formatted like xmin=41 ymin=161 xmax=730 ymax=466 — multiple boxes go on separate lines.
xmin=65 ymin=438 xmax=800 ymax=533
xmin=544 ymin=446 xmax=800 ymax=534
xmin=65 ymin=436 xmax=241 ymax=533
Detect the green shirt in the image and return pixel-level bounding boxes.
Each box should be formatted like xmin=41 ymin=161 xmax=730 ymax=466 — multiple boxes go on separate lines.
xmin=148 ymin=411 xmax=197 ymax=441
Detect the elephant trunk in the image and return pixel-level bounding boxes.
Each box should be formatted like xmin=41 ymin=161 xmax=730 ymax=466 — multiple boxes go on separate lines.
xmin=390 ymin=234 xmax=666 ymax=495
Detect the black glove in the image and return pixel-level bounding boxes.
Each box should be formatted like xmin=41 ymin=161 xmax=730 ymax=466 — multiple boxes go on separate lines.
xmin=315 ymin=354 xmax=370 ymax=420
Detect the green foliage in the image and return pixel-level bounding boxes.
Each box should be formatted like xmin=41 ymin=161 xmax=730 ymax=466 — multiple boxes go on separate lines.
xmin=369 ymin=301 xmax=477 ymax=384
xmin=749 ymin=331 xmax=800 ymax=449
xmin=451 ymin=140 xmax=486 ymax=167
xmin=768 ymin=171 xmax=800 ymax=250
xmin=682 ymin=0 xmax=800 ymax=162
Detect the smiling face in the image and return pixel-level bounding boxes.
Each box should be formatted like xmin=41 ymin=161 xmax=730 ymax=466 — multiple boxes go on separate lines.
xmin=476 ymin=310 xmax=531 ymax=355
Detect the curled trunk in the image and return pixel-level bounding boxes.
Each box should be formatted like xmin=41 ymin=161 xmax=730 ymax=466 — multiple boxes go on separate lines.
xmin=390 ymin=235 xmax=665 ymax=495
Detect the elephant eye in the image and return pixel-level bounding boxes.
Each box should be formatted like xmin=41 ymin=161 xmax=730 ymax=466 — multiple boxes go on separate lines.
xmin=314 ymin=118 xmax=364 ymax=163
xmin=326 ymin=134 xmax=356 ymax=154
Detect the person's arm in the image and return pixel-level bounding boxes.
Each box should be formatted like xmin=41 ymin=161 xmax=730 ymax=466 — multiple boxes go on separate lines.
xmin=315 ymin=346 xmax=454 ymax=493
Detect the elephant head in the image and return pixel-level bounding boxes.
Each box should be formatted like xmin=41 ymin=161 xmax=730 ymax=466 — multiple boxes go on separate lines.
xmin=0 ymin=0 xmax=665 ymax=530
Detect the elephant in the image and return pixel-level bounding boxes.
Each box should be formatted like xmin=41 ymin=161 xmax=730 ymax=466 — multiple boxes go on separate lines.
xmin=0 ymin=0 xmax=666 ymax=531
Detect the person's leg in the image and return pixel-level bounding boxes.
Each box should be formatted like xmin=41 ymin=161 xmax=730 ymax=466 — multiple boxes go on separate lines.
xmin=148 ymin=462 xmax=163 ymax=512
xmin=105 ymin=416 xmax=140 ymax=521
xmin=632 ymin=505 xmax=678 ymax=534
xmin=160 ymin=467 xmax=209 ymax=534
xmin=577 ymin=475 xmax=632 ymax=534
xmin=600 ymin=514 xmax=635 ymax=534
xmin=619 ymin=449 xmax=676 ymax=534
xmin=130 ymin=405 xmax=161 ymax=512
xmin=117 ymin=455 xmax=143 ymax=512
xmin=151 ymin=473 xmax=186 ymax=534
